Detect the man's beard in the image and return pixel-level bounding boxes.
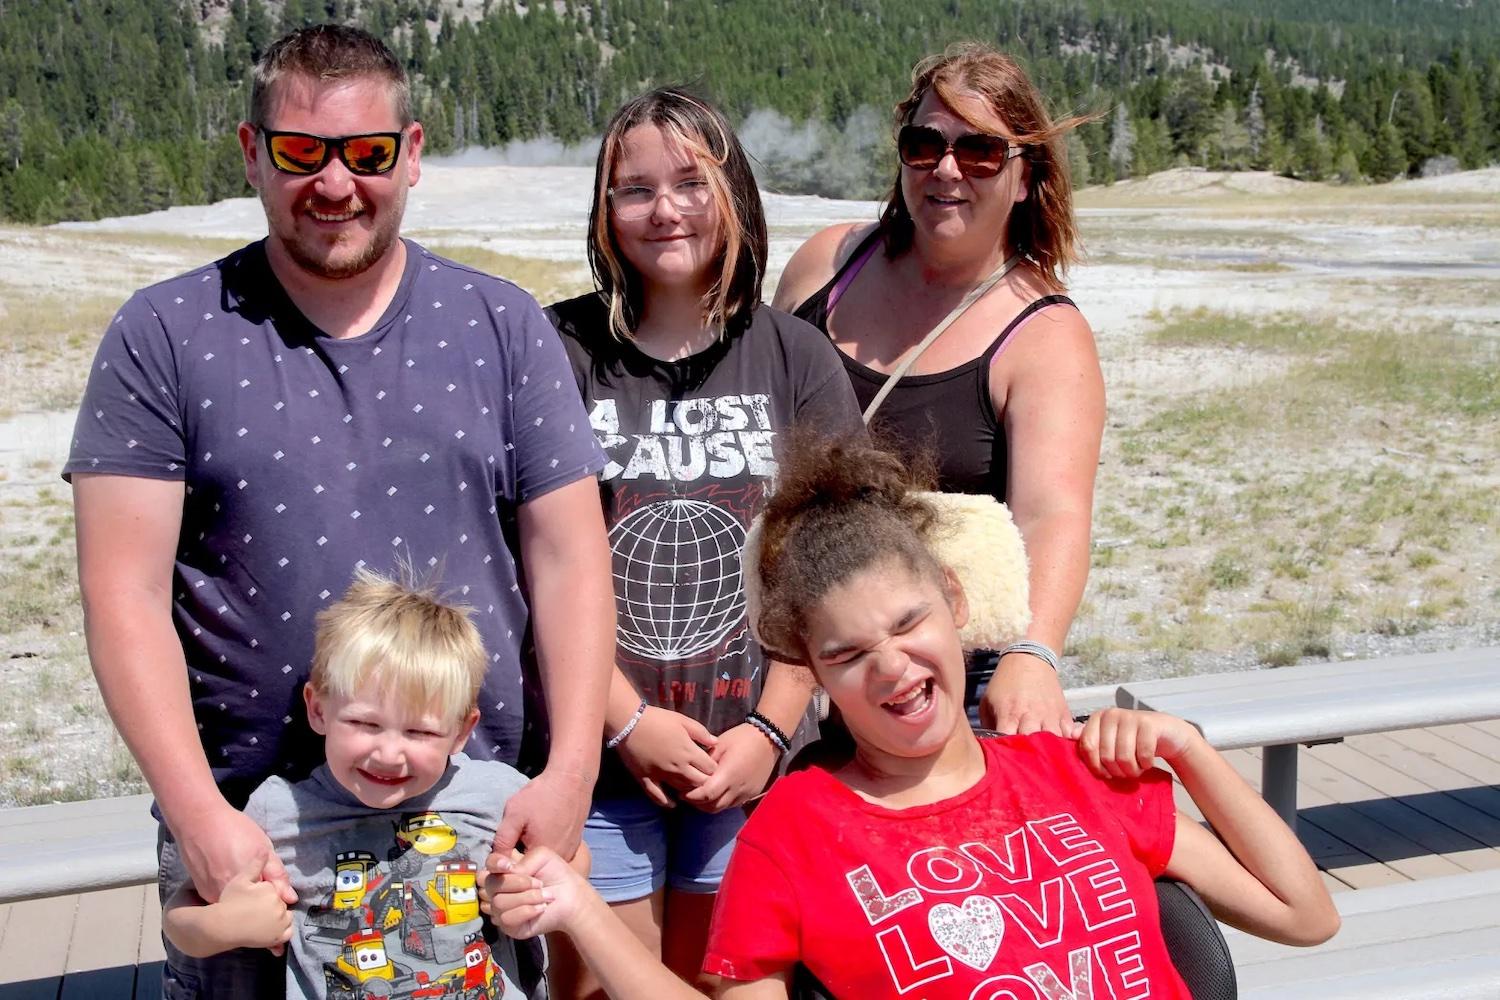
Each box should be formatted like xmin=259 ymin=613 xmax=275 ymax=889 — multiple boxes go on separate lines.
xmin=266 ymin=191 xmax=404 ymax=280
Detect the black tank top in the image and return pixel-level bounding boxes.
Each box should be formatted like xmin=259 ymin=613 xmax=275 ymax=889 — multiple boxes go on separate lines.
xmin=792 ymin=228 xmax=1076 ymax=500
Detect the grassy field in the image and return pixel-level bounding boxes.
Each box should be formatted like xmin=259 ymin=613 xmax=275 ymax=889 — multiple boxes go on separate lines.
xmin=1073 ymin=304 xmax=1499 ymax=678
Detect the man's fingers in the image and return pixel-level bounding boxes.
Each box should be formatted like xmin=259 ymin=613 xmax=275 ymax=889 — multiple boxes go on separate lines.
xmin=234 ymin=852 xmax=265 ymax=884
xmin=492 ymin=810 xmax=526 ymax=856
xmin=260 ymin=853 xmax=296 ymax=905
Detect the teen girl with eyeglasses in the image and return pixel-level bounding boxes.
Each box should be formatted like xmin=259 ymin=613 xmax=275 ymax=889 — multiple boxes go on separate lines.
xmin=773 ymin=44 xmax=1104 ymax=741
xmin=544 ymin=87 xmax=862 ymax=998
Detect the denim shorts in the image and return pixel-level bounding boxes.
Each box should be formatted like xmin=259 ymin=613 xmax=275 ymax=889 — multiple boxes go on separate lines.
xmin=581 ymin=792 xmax=747 ymax=903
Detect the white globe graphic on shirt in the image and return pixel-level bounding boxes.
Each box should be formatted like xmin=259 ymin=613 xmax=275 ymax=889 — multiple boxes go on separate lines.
xmin=610 ymin=498 xmax=747 ymax=660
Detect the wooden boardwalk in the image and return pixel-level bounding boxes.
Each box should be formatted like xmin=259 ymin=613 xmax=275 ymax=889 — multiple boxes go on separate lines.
xmin=3 ymin=722 xmax=1499 ymax=996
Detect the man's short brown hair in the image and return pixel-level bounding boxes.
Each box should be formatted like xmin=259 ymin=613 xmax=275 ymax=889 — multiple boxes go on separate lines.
xmin=250 ymin=23 xmax=411 ymax=127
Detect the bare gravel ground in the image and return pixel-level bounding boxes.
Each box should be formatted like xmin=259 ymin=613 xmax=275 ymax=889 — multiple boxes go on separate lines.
xmin=1 ymin=167 xmax=1497 ymax=805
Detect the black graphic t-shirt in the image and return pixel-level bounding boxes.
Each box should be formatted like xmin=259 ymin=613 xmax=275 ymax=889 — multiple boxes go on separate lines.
xmin=548 ymin=295 xmax=862 ymax=796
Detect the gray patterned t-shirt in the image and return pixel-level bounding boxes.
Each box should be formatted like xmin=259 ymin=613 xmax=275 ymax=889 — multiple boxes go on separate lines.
xmin=65 ymin=240 xmax=606 ymax=805
xmin=245 ymin=753 xmax=533 ymax=1000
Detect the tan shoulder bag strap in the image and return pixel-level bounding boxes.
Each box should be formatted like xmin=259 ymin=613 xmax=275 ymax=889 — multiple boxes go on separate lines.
xmin=862 ymin=253 xmax=1020 ymax=424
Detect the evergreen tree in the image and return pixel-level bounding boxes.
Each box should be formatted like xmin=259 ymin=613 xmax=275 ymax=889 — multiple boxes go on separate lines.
xmin=1368 ymin=121 xmax=1408 ymax=181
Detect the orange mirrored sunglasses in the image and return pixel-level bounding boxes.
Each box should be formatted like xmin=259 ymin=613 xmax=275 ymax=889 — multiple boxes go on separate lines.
xmin=260 ymin=129 xmax=404 ymax=176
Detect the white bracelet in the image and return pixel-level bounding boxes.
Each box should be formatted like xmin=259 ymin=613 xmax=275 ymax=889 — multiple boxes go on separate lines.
xmin=605 ymin=700 xmax=647 ymax=749
xmin=1001 ymin=640 xmax=1060 ymax=672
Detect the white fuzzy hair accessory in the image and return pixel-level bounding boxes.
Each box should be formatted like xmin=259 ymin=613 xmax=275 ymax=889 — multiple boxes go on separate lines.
xmin=742 ymin=491 xmax=1031 ymax=653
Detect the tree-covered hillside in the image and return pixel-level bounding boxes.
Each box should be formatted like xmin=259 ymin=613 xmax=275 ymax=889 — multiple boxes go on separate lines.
xmin=1 ymin=0 xmax=1496 ymax=223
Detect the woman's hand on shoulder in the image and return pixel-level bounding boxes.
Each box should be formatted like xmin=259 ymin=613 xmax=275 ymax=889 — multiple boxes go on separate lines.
xmin=1075 ymin=707 xmax=1202 ymax=780
xmin=981 ymin=653 xmax=1073 ymax=735
xmin=770 ymin=222 xmax=877 ymax=312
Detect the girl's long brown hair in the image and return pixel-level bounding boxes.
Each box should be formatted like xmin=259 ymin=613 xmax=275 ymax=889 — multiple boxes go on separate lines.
xmin=588 ymin=87 xmax=767 ymax=342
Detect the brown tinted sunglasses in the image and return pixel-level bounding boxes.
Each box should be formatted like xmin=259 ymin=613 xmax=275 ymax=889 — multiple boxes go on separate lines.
xmin=897 ymin=124 xmax=1023 ymax=179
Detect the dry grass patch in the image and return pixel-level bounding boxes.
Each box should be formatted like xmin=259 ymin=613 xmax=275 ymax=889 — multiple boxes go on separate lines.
xmin=426 ymin=244 xmax=592 ymax=305
xmin=0 ymin=288 xmax=119 ymax=416
xmin=1074 ymin=308 xmax=1500 ymax=676
xmin=0 ymin=488 xmax=145 ymax=806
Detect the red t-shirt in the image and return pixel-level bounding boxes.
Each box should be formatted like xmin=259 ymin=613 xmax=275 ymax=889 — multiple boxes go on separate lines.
xmin=704 ymin=733 xmax=1189 ymax=1000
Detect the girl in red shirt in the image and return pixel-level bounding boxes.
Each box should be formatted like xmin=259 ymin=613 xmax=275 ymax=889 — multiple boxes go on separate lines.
xmin=487 ymin=437 xmax=1338 ymax=999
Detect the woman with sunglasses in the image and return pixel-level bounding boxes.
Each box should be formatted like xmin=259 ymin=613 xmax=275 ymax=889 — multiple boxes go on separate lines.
xmin=773 ymin=43 xmax=1103 ymax=739
xmin=544 ymin=87 xmax=862 ymax=998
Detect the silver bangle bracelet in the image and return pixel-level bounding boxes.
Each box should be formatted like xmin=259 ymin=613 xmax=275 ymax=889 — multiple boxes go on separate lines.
xmin=1000 ymin=640 xmax=1060 ymax=672
xmin=605 ymin=700 xmax=648 ymax=749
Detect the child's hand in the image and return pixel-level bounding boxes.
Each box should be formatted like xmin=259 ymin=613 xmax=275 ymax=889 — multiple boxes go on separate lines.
xmin=482 ymin=848 xmax=590 ymax=939
xmin=615 ymin=707 xmax=718 ymax=807
xmin=681 ymin=722 xmax=777 ymax=813
xmin=1076 ymin=708 xmax=1200 ymax=780
xmin=217 ymin=855 xmax=295 ymax=955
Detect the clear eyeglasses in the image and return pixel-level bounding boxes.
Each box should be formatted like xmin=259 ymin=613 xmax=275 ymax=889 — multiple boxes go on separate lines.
xmin=607 ymin=178 xmax=713 ymax=220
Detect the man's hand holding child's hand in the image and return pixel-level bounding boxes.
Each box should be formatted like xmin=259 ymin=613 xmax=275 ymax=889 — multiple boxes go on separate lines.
xmin=218 ymin=855 xmax=295 ymax=954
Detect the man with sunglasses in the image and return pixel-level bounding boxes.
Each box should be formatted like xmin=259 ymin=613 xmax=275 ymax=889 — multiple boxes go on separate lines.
xmin=66 ymin=23 xmax=613 ymax=997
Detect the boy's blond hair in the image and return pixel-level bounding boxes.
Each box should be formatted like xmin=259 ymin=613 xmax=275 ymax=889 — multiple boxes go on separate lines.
xmin=310 ymin=568 xmax=485 ymax=727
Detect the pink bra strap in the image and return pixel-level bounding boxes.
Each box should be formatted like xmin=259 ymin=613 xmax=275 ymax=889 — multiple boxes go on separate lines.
xmin=825 ymin=237 xmax=882 ymax=314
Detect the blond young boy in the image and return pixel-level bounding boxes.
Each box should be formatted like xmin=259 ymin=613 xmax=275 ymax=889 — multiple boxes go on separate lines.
xmin=164 ymin=570 xmax=548 ymax=998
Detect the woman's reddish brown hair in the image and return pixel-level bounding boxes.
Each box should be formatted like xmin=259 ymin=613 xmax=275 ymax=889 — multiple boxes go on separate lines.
xmin=879 ymin=42 xmax=1096 ymax=287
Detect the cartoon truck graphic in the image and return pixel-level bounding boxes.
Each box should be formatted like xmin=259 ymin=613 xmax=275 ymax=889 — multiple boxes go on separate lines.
xmin=395 ymin=812 xmax=459 ymax=858
xmin=425 ymin=860 xmax=480 ymax=925
xmin=325 ymin=927 xmax=488 ymax=999
xmin=334 ymin=851 xmax=381 ymax=910
xmin=325 ymin=927 xmax=400 ymax=998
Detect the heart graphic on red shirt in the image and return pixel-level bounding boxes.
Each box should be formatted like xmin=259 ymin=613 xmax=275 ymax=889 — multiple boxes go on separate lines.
xmin=927 ymin=895 xmax=1004 ymax=971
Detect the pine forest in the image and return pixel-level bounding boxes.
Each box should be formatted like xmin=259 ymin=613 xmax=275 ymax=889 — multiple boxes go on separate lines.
xmin=1 ymin=0 xmax=1497 ymax=224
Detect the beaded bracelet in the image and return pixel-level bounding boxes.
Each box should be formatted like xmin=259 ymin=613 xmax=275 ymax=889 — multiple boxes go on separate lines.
xmin=605 ymin=700 xmax=647 ymax=750
xmin=1000 ymin=639 xmax=1061 ymax=672
xmin=746 ymin=711 xmax=791 ymax=755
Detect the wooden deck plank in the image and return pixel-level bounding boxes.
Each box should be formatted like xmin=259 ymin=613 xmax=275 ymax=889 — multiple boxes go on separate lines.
xmin=0 ymin=895 xmax=74 ymax=984
xmin=1341 ymin=733 xmax=1500 ymax=821
xmin=1294 ymin=755 xmax=1500 ymax=873
xmin=64 ymin=886 xmax=143 ymax=973
xmin=1465 ymin=717 xmax=1500 ymax=739
xmin=1425 ymin=722 xmax=1500 ymax=762
xmin=132 ymin=962 xmax=164 ymax=1000
xmin=138 ymin=885 xmax=164 ymax=964
xmin=1383 ymin=727 xmax=1500 ymax=786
